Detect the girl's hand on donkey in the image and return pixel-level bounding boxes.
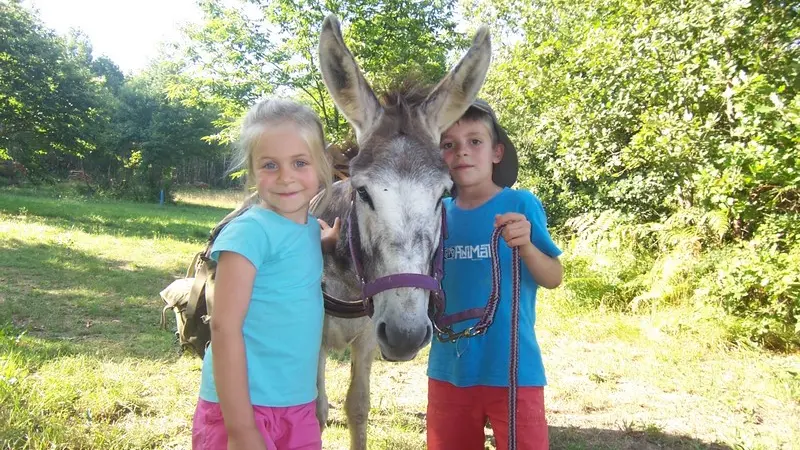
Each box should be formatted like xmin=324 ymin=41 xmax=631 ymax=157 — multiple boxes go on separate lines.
xmin=319 ymin=217 xmax=342 ymax=254
xmin=494 ymin=213 xmax=533 ymax=251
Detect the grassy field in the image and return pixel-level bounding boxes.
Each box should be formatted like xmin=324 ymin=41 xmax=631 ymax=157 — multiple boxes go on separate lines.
xmin=1 ymin=185 xmax=798 ymax=450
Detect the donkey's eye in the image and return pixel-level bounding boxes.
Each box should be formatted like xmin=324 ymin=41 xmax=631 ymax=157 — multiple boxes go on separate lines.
xmin=356 ymin=186 xmax=374 ymax=209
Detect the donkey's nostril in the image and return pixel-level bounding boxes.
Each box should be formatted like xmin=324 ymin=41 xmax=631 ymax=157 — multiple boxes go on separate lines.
xmin=377 ymin=322 xmax=388 ymax=343
xmin=423 ymin=323 xmax=433 ymax=345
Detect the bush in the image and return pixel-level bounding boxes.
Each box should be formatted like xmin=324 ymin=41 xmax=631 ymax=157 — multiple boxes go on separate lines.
xmin=556 ymin=208 xmax=800 ymax=350
xmin=700 ymin=215 xmax=800 ymax=350
xmin=557 ymin=210 xmax=654 ymax=312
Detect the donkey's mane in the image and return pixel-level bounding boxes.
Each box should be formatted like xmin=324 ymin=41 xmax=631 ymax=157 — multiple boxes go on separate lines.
xmin=379 ymin=78 xmax=432 ymax=110
xmin=379 ymin=79 xmax=433 ymax=134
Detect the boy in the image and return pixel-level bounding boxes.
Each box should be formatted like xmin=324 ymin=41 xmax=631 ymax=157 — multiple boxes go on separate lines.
xmin=427 ymin=99 xmax=563 ymax=450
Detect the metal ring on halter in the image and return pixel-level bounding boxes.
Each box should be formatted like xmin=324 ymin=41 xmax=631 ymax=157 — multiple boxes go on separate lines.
xmin=434 ymin=324 xmax=488 ymax=343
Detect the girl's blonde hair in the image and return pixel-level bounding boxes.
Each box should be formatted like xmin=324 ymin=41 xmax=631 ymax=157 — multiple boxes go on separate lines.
xmin=231 ymin=98 xmax=333 ymax=212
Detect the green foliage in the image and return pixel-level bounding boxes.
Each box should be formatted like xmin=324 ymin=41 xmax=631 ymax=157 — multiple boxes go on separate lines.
xmin=556 ymin=210 xmax=654 ymax=312
xmin=328 ymin=0 xmax=464 ymax=91
xmin=478 ymin=0 xmax=798 ymax=227
xmin=103 ymin=78 xmax=224 ymax=201
xmin=0 ymin=2 xmax=227 ymax=199
xmin=162 ymin=0 xmax=274 ymax=146
xmin=699 ymin=214 xmax=800 ymax=350
xmin=0 ymin=0 xmax=111 ymax=177
xmin=556 ymin=207 xmax=800 ymax=350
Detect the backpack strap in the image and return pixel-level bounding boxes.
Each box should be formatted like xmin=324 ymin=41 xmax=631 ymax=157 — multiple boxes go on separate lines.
xmin=185 ymin=251 xmax=202 ymax=278
xmin=186 ymin=258 xmax=210 ymax=327
xmin=160 ymin=304 xmax=172 ymax=330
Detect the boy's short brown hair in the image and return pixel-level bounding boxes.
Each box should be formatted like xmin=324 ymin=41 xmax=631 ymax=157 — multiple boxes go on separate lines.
xmin=456 ymin=107 xmax=499 ymax=146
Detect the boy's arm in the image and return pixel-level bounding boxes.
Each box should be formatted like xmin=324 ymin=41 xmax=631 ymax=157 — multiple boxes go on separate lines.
xmin=519 ymin=242 xmax=563 ymax=289
xmin=495 ymin=213 xmax=563 ymax=289
xmin=210 ymin=252 xmax=266 ymax=449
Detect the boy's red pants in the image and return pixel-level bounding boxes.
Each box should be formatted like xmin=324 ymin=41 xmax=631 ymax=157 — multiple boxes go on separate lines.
xmin=427 ymin=378 xmax=548 ymax=450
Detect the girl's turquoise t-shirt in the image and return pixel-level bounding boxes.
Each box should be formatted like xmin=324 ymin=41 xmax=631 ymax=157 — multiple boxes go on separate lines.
xmin=427 ymin=188 xmax=562 ymax=387
xmin=199 ymin=205 xmax=323 ymax=407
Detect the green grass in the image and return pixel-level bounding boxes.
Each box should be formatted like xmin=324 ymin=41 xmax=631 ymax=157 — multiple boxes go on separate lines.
xmin=1 ymin=185 xmax=798 ymax=449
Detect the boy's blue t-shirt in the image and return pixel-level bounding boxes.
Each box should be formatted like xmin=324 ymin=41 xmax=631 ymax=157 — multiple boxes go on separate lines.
xmin=199 ymin=205 xmax=324 ymax=407
xmin=427 ymin=188 xmax=562 ymax=387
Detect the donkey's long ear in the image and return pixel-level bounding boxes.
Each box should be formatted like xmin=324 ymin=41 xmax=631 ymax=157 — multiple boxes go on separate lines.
xmin=318 ymin=15 xmax=382 ymax=141
xmin=420 ymin=26 xmax=492 ymax=139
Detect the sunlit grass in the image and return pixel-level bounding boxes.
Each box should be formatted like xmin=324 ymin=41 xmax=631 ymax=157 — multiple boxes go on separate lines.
xmin=173 ymin=186 xmax=249 ymax=210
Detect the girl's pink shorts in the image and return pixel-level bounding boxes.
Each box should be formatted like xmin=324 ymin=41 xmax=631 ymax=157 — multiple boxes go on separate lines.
xmin=192 ymin=398 xmax=322 ymax=450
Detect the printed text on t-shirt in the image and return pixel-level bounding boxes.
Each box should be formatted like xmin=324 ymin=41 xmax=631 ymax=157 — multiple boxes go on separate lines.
xmin=444 ymin=244 xmax=492 ymax=261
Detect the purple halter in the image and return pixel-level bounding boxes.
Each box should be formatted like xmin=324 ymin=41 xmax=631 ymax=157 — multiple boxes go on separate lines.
xmin=345 ymin=195 xmax=447 ymax=318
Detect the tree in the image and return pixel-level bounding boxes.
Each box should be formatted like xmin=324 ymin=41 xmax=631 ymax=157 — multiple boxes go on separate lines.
xmin=0 ymin=0 xmax=110 ymax=176
xmin=0 ymin=1 xmax=226 ymax=196
xmin=166 ymin=0 xmax=465 ymax=145
xmin=104 ymin=71 xmax=225 ymax=200
xmin=464 ymin=0 xmax=799 ymax=227
xmin=91 ymin=56 xmax=126 ymax=95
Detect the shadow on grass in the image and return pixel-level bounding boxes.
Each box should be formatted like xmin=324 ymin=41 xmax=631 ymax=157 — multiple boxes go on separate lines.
xmin=0 ymin=239 xmax=186 ymax=361
xmin=319 ymin=417 xmax=734 ymax=450
xmin=549 ymin=425 xmax=733 ymax=450
xmin=0 ymin=190 xmax=234 ymax=243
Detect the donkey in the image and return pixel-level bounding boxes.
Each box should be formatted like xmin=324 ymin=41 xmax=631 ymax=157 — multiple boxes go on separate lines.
xmin=312 ymin=15 xmax=492 ymax=450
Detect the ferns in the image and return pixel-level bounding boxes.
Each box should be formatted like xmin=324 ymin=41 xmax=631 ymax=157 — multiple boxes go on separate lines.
xmin=555 ymin=208 xmax=800 ymax=350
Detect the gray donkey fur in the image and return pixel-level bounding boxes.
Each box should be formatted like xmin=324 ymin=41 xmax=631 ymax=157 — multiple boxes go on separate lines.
xmin=312 ymin=15 xmax=492 ymax=450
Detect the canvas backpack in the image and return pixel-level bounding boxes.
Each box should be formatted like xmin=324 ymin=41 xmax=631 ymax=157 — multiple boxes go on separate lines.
xmin=159 ymin=195 xmax=257 ymax=358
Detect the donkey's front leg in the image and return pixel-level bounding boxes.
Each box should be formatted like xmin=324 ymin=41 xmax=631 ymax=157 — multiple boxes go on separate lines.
xmin=315 ymin=345 xmax=329 ymax=432
xmin=345 ymin=332 xmax=376 ymax=450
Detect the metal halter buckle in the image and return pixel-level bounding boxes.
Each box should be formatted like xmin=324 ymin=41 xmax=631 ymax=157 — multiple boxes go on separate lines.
xmin=434 ymin=325 xmax=486 ymax=343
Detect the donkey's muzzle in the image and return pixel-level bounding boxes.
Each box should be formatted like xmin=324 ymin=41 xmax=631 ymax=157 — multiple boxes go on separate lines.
xmin=375 ymin=319 xmax=432 ymax=361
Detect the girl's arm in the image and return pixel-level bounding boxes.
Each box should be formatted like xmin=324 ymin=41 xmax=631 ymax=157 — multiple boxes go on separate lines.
xmin=495 ymin=213 xmax=563 ymax=289
xmin=210 ymin=251 xmax=265 ymax=449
